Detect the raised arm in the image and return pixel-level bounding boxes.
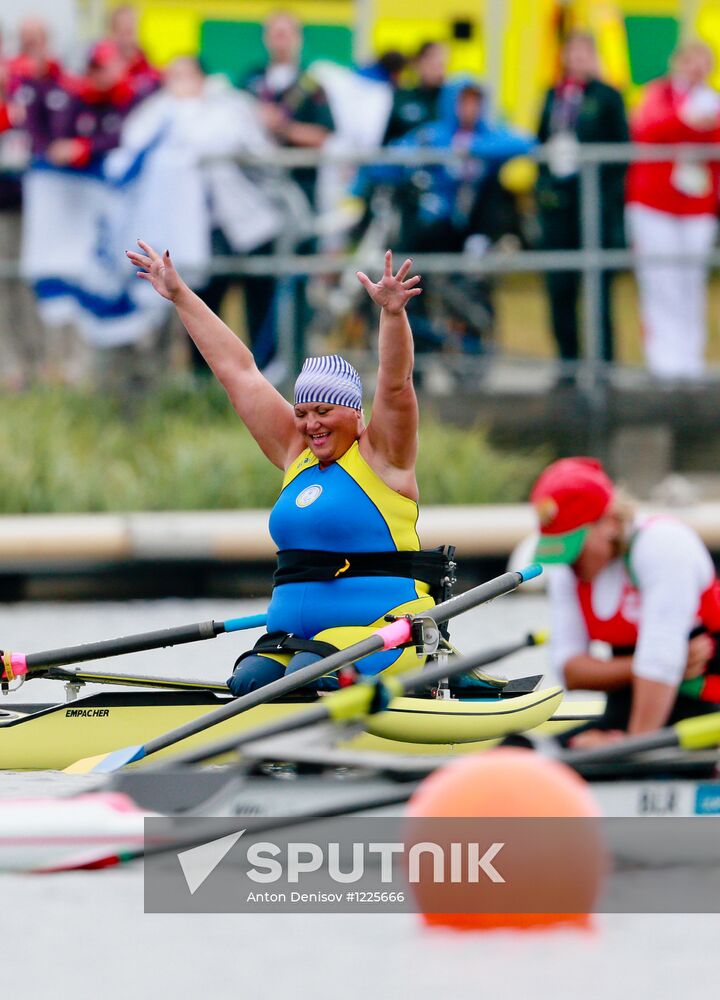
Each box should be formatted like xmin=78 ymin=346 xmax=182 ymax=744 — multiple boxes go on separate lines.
xmin=127 ymin=241 xmax=299 ymax=469
xmin=356 ymin=252 xmax=422 ymax=496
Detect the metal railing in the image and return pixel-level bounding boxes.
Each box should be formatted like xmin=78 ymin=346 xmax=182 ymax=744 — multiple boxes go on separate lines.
xmin=3 ymin=140 xmax=720 ymax=401
xmin=226 ymin=141 xmax=720 ymax=401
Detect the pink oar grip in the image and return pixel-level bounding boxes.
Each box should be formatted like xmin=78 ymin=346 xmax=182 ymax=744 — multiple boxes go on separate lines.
xmin=2 ymin=652 xmax=27 ymax=679
xmin=376 ymin=618 xmax=412 ymax=650
xmin=11 ymin=654 xmax=27 ymax=677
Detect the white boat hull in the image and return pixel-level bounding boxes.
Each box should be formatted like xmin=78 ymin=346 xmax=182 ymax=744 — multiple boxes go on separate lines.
xmin=1 ymin=775 xmax=719 ymax=873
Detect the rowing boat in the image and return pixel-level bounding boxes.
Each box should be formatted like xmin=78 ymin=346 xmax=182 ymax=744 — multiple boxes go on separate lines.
xmin=3 ymin=570 xmax=572 ymax=771
xmin=2 ymin=766 xmax=718 ymax=875
xmin=0 ymin=687 xmax=601 ymax=771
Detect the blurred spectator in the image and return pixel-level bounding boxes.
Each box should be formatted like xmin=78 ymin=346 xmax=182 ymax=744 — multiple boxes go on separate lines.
xmin=43 ymin=44 xmax=139 ymax=169
xmin=0 ymin=38 xmax=21 ymax=142
xmin=309 ymin=52 xmax=407 ymax=239
xmin=116 ymin=55 xmax=283 ymax=374
xmin=90 ymin=3 xmax=161 ymax=101
xmin=20 ymin=51 xmax=287 ymax=386
xmin=626 ymin=40 xmax=720 ymax=380
xmin=383 ymin=41 xmax=448 ymax=144
xmin=6 ymin=17 xmax=66 ymax=159
xmin=17 ymin=39 xmax=147 ymax=385
xmin=0 ymin=32 xmax=10 ymax=134
xmin=240 ymin=12 xmax=336 ymax=376
xmin=18 ymin=45 xmax=162 ymax=381
xmin=372 ymin=80 xmax=533 ymax=359
xmin=536 ymin=31 xmax=628 ymax=372
xmin=308 ymin=53 xmax=404 ymax=157
xmin=242 ymin=11 xmax=334 ymax=208
xmin=357 ymin=50 xmax=406 ymax=88
xmin=0 ymin=19 xmax=55 ymax=385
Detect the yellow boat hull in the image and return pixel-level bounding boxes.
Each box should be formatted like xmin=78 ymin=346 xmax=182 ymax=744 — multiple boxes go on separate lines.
xmin=0 ymin=689 xmax=601 ymax=771
xmin=366 ymin=687 xmax=564 ymax=744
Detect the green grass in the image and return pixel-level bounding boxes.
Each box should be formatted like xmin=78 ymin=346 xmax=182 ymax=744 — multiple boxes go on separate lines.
xmin=417 ymin=420 xmax=547 ymax=505
xmin=0 ymin=384 xmax=547 ymax=513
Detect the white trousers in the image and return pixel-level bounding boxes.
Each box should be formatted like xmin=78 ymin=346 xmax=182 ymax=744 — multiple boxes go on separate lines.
xmin=627 ymin=203 xmax=717 ymax=379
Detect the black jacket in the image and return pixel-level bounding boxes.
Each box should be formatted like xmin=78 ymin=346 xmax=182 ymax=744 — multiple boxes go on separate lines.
xmin=536 ymin=78 xmax=628 ymax=248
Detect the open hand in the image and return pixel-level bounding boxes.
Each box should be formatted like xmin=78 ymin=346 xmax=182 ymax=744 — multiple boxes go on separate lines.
xmin=126 ymin=240 xmax=184 ymax=302
xmin=356 ymin=250 xmax=422 ymax=315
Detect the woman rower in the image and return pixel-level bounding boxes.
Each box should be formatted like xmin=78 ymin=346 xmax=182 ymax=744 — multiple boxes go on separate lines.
xmin=531 ymin=457 xmax=720 ymax=747
xmin=127 ymin=241 xmax=437 ymax=694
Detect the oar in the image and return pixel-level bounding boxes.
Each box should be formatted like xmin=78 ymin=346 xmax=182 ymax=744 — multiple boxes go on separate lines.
xmin=140 ymin=631 xmax=549 ymax=770
xmin=66 ymin=564 xmax=542 ymax=774
xmin=42 ymin=631 xmax=551 ymax=872
xmin=561 ymin=711 xmax=720 ymax=766
xmin=1 ymin=613 xmax=267 ymax=684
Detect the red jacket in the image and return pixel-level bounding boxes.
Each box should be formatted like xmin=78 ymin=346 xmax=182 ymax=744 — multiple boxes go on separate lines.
xmin=626 ymin=78 xmax=720 ymax=216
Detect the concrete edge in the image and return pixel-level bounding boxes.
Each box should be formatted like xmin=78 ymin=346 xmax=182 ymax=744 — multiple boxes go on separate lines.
xmin=1 ymin=504 xmax=719 ymax=566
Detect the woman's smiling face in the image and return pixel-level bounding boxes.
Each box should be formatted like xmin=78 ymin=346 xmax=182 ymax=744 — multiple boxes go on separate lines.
xmin=293 ymin=402 xmax=363 ymax=464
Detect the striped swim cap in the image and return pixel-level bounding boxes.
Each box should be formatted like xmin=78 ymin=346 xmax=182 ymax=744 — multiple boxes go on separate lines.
xmin=294 ymin=355 xmax=363 ymax=410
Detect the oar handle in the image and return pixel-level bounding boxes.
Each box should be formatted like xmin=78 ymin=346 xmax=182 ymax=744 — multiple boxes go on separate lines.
xmin=20 ymin=614 xmax=267 ymax=672
xmin=221 ymin=615 xmax=269 ymax=634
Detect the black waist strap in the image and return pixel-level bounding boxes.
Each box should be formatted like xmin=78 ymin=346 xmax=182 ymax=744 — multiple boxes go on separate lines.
xmin=273 ymin=548 xmax=452 ymax=588
xmin=231 ymin=631 xmax=341 ymax=673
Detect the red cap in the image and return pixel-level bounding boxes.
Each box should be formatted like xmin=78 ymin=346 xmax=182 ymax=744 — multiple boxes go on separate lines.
xmin=531 ymin=458 xmax=614 ymax=563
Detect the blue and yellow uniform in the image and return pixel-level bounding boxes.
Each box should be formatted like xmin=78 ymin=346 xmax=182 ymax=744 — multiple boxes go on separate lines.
xmin=269 ymin=441 xmax=431 ymax=641
xmin=228 ymin=441 xmax=434 ymax=694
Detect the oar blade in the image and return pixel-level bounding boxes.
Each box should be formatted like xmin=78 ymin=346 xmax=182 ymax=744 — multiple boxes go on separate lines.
xmin=65 ymin=745 xmax=146 ymax=775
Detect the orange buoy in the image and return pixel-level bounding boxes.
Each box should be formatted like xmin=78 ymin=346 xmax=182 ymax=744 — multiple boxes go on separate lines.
xmin=405 ymin=748 xmax=607 ymax=931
